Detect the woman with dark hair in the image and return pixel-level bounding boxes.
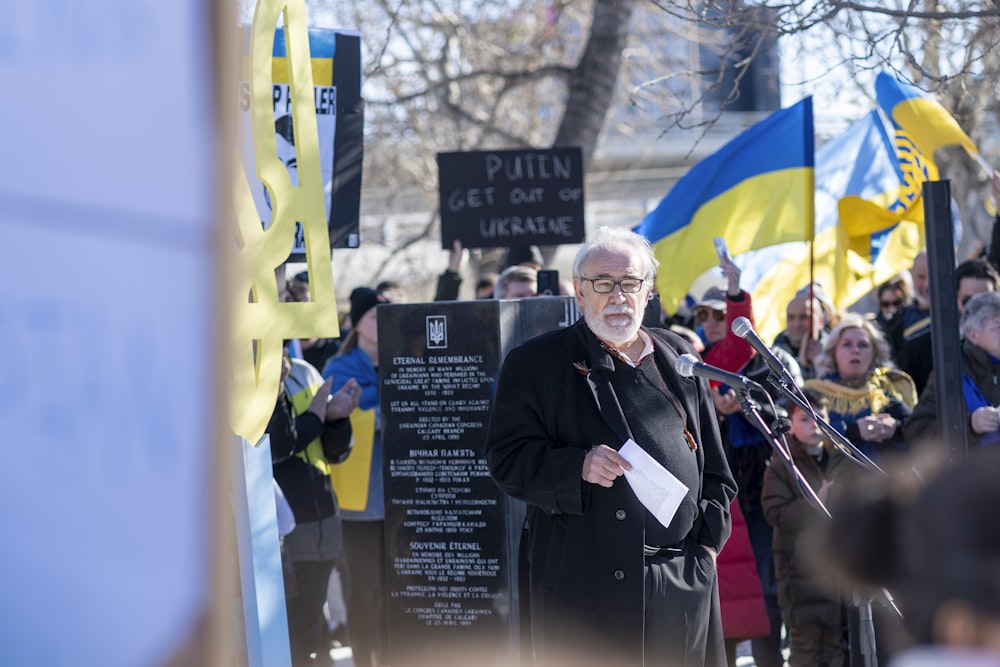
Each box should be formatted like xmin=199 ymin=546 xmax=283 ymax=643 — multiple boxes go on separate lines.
xmin=874 ymin=275 xmax=913 ymax=349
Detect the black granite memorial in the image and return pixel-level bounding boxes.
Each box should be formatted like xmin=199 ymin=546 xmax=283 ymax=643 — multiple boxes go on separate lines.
xmin=378 ymin=296 xmax=582 ymax=667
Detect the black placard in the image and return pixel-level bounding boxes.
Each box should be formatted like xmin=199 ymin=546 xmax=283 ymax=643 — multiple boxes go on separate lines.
xmin=437 ymin=147 xmax=586 ymax=249
xmin=328 ymin=31 xmax=364 ymax=251
xmin=379 ymin=296 xmax=583 ymax=666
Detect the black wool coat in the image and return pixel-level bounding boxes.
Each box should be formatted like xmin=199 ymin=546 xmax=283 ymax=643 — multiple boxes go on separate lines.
xmin=485 ymin=320 xmax=737 ymax=666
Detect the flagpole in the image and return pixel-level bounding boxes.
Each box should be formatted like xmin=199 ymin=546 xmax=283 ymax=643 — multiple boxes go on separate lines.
xmin=971 ymin=150 xmax=995 ymax=177
xmin=808 ymin=241 xmax=815 ymax=339
xmin=807 ymin=96 xmax=817 ymax=344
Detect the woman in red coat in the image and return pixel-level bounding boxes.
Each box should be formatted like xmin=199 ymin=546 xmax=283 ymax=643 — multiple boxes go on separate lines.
xmin=718 ymin=500 xmax=770 ymax=666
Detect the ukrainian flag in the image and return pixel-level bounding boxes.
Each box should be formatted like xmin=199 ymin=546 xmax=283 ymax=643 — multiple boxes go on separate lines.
xmin=635 ymin=98 xmax=815 ymax=315
xmin=745 ymin=110 xmax=925 ymax=343
xmin=241 ymin=26 xmax=337 ymax=85
xmin=269 ymin=27 xmax=336 ymax=85
xmin=875 ymin=71 xmax=978 ymax=159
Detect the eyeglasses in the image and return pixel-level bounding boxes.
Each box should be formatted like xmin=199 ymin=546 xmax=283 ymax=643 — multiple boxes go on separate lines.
xmin=694 ymin=308 xmax=726 ymax=323
xmin=581 ymin=277 xmax=645 ymax=294
xmin=880 ymin=299 xmax=903 ymax=309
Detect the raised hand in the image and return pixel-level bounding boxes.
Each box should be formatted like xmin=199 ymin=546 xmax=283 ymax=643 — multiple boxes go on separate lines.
xmin=326 ymin=377 xmax=361 ymax=421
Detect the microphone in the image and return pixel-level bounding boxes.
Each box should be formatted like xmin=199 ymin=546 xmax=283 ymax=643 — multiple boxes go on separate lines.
xmin=674 ymin=353 xmax=760 ymax=390
xmin=731 ymin=316 xmax=796 ymax=384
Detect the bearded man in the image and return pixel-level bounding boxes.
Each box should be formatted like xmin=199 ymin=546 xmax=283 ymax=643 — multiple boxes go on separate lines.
xmin=485 ymin=226 xmax=736 ymax=667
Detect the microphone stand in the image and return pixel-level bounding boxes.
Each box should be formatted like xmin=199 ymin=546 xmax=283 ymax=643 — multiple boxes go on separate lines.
xmin=730 ymin=385 xmax=883 ymax=667
xmin=763 ymin=370 xmax=885 ymax=477
xmin=754 ymin=370 xmax=902 ymax=667
xmin=731 ymin=386 xmax=830 ymax=519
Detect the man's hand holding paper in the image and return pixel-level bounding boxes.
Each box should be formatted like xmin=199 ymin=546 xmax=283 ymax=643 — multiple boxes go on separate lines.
xmin=582 ymin=444 xmax=633 ymax=488
xmin=618 ymin=439 xmax=690 ymax=528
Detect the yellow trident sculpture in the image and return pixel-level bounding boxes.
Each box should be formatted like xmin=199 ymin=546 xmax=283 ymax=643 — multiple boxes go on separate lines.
xmin=232 ymin=0 xmax=342 ymax=443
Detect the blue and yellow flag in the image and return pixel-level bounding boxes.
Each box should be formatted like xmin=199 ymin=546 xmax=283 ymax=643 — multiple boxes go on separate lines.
xmin=634 ymin=98 xmax=815 ymax=315
xmin=744 ymin=110 xmax=925 ymax=343
xmin=875 ymin=71 xmax=978 ymax=160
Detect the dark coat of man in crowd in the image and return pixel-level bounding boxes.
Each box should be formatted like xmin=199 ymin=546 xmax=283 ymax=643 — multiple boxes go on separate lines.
xmin=904 ymin=291 xmax=1000 ymax=450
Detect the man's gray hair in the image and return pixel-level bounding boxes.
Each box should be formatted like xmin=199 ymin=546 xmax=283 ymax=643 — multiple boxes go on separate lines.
xmin=572 ymin=226 xmax=659 ymax=280
xmin=961 ymin=291 xmax=1000 ymax=339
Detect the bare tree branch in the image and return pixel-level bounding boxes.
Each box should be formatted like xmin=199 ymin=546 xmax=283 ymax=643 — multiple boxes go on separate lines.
xmin=369 ymin=64 xmax=574 ymax=105
xmin=830 ymin=1 xmax=1000 ymax=20
xmin=289 ymin=0 xmax=1000 ymax=296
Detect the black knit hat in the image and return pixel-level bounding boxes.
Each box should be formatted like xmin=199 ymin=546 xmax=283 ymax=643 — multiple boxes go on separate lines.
xmin=349 ymin=287 xmax=389 ymax=326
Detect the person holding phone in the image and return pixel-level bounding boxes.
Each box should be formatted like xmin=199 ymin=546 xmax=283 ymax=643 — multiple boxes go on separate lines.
xmin=696 ymin=244 xmax=787 ymax=667
xmin=694 ymin=247 xmax=754 ymax=382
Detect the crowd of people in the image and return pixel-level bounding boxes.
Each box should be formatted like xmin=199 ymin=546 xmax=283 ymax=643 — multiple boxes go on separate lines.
xmin=266 ymin=240 xmax=559 ymax=666
xmin=677 ymin=241 xmax=1000 ymax=666
xmin=264 ymin=176 xmax=1000 ymax=667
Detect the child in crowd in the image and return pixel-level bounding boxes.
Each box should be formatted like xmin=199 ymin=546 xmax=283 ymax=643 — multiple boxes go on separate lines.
xmin=761 ymin=389 xmax=852 ymax=667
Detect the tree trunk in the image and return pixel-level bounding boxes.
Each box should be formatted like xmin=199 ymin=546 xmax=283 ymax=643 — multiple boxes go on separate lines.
xmin=553 ymin=0 xmax=636 ymax=172
xmin=540 ymin=0 xmax=635 ymax=265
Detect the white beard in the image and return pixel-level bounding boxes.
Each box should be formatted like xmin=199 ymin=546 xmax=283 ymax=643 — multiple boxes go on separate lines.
xmin=584 ymin=302 xmax=643 ymax=347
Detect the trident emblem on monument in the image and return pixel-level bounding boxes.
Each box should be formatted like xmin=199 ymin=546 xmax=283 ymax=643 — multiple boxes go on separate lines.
xmin=426 ymin=316 xmax=448 ymax=348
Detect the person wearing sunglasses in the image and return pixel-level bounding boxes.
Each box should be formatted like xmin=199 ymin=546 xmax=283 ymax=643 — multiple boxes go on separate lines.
xmin=690 ymin=257 xmax=756 ymax=423
xmin=693 ymin=256 xmax=790 ymax=667
xmin=874 ymin=276 xmax=913 ymax=347
xmin=692 ymin=287 xmax=729 ymax=348
xmin=692 ymin=255 xmax=755 ymax=383
xmin=876 ymin=279 xmax=911 ymax=320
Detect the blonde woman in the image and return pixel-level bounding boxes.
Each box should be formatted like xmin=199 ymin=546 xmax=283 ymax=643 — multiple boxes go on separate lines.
xmin=804 ymin=313 xmax=917 ymax=459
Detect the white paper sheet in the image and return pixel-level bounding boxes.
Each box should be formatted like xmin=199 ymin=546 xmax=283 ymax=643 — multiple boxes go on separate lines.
xmin=619 ymin=439 xmax=690 ymax=528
